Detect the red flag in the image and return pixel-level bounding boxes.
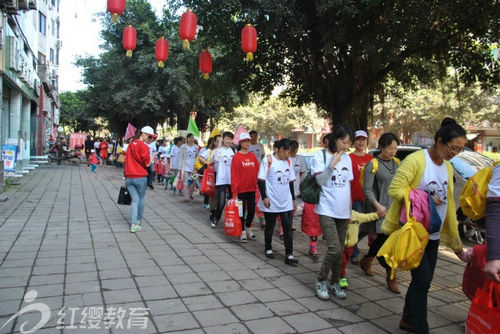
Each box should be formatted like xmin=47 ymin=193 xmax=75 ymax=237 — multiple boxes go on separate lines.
xmin=124 ymin=123 xmax=137 ymax=139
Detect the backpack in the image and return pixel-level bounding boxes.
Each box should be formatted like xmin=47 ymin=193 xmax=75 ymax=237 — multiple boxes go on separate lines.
xmin=360 ymin=157 xmax=401 ymax=187
xmin=299 ymin=150 xmax=326 ymax=204
xmin=377 ymin=193 xmax=429 ymax=279
xmin=459 ymin=161 xmax=500 ymax=221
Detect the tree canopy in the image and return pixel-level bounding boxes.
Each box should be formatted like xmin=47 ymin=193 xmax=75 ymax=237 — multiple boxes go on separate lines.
xmin=172 ymin=0 xmax=499 ymax=129
xmin=59 ymin=90 xmax=100 ymax=135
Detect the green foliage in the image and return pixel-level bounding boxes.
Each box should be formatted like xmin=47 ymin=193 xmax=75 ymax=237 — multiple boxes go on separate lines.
xmin=218 ymin=95 xmax=325 ymax=141
xmin=59 ymin=90 xmax=99 ymax=134
xmin=172 ymin=0 xmax=499 ymax=129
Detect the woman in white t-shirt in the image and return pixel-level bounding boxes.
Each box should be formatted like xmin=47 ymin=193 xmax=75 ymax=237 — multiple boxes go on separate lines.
xmin=312 ymin=125 xmax=354 ymax=301
xmin=178 ymin=133 xmax=198 ymax=200
xmin=382 ymin=118 xmax=466 ymax=334
xmin=212 ymin=132 xmax=235 ymax=227
xmin=257 ymin=138 xmax=298 ymax=265
xmin=168 ymin=136 xmax=184 ymax=192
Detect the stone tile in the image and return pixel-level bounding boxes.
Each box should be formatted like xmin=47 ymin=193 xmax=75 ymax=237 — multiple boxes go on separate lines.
xmin=218 ymin=290 xmax=258 ymax=306
xmin=347 ymin=301 xmax=393 ymax=320
xmin=65 ymin=272 xmax=99 ymax=283
xmin=134 ymin=275 xmax=170 ymax=287
xmin=231 ymin=303 xmax=274 ymax=321
xmin=197 ymin=270 xmax=232 ymax=282
xmin=0 ymin=287 xmax=26 ymax=302
xmin=265 ymin=300 xmax=308 ymax=316
xmin=139 ymin=285 xmax=177 ymax=300
xmin=340 ymin=321 xmax=389 ymax=333
xmin=193 ymin=308 xmax=239 ymax=327
xmin=103 ymin=289 xmax=142 ymax=304
xmin=101 ymin=278 xmax=136 ymax=290
xmin=154 ymin=312 xmax=199 ymax=332
xmin=182 ymin=295 xmax=223 ymax=312
xmin=283 ymin=312 xmax=332 ymax=333
xmin=206 ymin=280 xmax=242 ymax=293
xmin=226 ymin=269 xmax=260 ymax=280
xmin=354 ymin=286 xmax=397 ymax=301
xmin=251 ymin=289 xmax=291 ymax=303
xmin=371 ymin=314 xmax=408 ymax=334
xmin=167 ymin=272 xmax=202 ymax=284
xmin=204 ymin=323 xmax=249 ymax=334
xmin=174 ymin=282 xmax=211 ymax=297
xmin=239 ymin=278 xmax=275 ymax=291
xmin=296 ymin=296 xmax=336 ymax=312
xmin=147 ymin=298 xmax=187 ymax=315
xmin=65 ymin=281 xmax=100 ymax=295
xmin=316 ymin=308 xmax=363 ymax=327
xmin=245 ymin=317 xmax=296 ymax=334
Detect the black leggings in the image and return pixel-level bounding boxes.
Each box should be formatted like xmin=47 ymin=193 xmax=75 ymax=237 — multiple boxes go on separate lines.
xmin=238 ymin=192 xmax=256 ymax=231
xmin=264 ymin=211 xmax=293 ymax=256
xmin=215 ymin=185 xmax=232 ymax=221
xmin=367 ymin=233 xmax=391 ymax=271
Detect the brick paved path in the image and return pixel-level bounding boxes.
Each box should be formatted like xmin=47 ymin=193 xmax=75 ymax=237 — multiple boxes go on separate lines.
xmin=0 ymin=165 xmax=471 ymax=333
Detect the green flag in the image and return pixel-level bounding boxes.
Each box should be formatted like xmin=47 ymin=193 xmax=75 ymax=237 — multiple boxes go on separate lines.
xmin=187 ymin=116 xmax=200 ymax=137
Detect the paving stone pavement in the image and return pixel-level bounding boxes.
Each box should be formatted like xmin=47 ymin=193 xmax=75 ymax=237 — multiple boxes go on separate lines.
xmin=0 ymin=165 xmax=471 ymax=333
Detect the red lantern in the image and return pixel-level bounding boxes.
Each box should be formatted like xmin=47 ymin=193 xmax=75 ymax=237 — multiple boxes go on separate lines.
xmin=122 ymin=25 xmax=136 ymax=57
xmin=107 ymin=0 xmax=126 ymax=23
xmin=199 ymin=50 xmax=212 ymax=80
xmin=241 ymin=24 xmax=257 ymax=61
xmin=179 ymin=9 xmax=197 ymax=49
xmin=155 ymin=37 xmax=169 ymax=68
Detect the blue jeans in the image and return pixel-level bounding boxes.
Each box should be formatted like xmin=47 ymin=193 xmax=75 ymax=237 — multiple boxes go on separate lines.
xmin=403 ymin=239 xmax=439 ymax=334
xmin=91 ymin=164 xmax=97 ymax=172
xmin=125 ymin=177 xmax=147 ymax=225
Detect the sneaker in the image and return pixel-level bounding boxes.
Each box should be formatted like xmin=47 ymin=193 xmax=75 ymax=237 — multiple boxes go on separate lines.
xmin=130 ymin=224 xmax=140 ymax=233
xmin=148 ymin=184 xmax=154 ymax=190
xmin=329 ymin=282 xmax=347 ymax=299
xmin=315 ymin=279 xmax=329 ymax=300
xmin=285 ymin=255 xmax=299 ymax=266
xmin=247 ymin=230 xmax=256 ymax=240
xmin=351 ymin=255 xmax=360 ymax=265
xmin=203 ymin=203 xmax=210 ymax=209
xmin=211 ymin=219 xmax=218 ymax=228
xmin=339 ymin=277 xmax=348 ymax=289
xmin=240 ymin=231 xmax=247 ymax=243
xmin=265 ymin=250 xmax=275 ymax=259
xmin=309 ymin=250 xmax=319 ymax=262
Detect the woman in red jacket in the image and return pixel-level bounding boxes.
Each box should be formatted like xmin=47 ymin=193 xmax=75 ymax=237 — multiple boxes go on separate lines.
xmin=99 ymin=138 xmax=109 ymax=166
xmin=125 ymin=126 xmax=153 ymax=233
xmin=231 ymin=132 xmax=260 ymax=242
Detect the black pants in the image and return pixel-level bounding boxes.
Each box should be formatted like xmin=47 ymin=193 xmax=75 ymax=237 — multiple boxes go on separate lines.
xmin=238 ymin=192 xmax=256 ymax=231
xmin=215 ymin=185 xmax=232 ymax=221
xmin=366 ymin=233 xmax=391 ymax=271
xmin=147 ymin=164 xmax=155 ymax=186
xmin=264 ymin=211 xmax=293 ymax=256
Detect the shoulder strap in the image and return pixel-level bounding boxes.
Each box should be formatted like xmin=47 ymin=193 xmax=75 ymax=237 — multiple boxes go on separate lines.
xmin=322 ymin=149 xmax=326 ymax=164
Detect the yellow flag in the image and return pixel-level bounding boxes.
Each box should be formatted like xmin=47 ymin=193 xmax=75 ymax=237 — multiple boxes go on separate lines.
xmin=209 ymin=126 xmax=220 ymax=138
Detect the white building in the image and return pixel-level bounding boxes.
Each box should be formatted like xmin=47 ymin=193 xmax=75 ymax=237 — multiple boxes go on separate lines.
xmin=0 ymin=0 xmax=60 ymax=185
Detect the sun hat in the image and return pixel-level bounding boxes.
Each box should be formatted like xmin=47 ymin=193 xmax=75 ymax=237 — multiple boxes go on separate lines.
xmin=141 ymin=126 xmax=155 ymax=136
xmin=355 ymin=130 xmax=368 ymax=139
xmin=239 ymin=132 xmax=251 ymax=142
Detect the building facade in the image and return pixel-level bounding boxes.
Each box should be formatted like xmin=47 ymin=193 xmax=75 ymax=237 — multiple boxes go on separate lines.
xmin=0 ymin=0 xmax=60 ymax=181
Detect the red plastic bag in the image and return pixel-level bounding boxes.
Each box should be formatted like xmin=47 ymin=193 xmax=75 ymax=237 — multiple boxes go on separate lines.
xmin=224 ymin=199 xmax=242 ymax=237
xmin=176 ymin=171 xmax=183 ymax=191
xmin=200 ymin=166 xmax=216 ymax=196
xmin=465 ymin=281 xmax=500 ymax=334
xmin=462 ymin=244 xmax=488 ymax=300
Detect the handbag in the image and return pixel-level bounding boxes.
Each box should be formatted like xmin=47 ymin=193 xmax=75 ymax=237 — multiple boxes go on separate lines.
xmin=465 ymin=281 xmax=500 ymax=334
xmin=117 ymin=186 xmax=132 ymax=205
xmin=200 ymin=165 xmax=216 ymax=196
xmin=462 ymin=244 xmax=487 ymax=300
xmin=300 ymin=149 xmax=326 ymax=204
xmin=224 ymin=199 xmax=242 ymax=237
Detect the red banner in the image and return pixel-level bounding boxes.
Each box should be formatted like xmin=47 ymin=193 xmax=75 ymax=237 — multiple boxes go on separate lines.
xmin=70 ymin=133 xmax=87 ymax=149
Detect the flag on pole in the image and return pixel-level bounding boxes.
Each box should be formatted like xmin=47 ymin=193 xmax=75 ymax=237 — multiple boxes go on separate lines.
xmin=124 ymin=123 xmax=137 ymax=139
xmin=209 ymin=125 xmax=220 ymax=138
xmin=187 ymin=116 xmax=200 ymax=137
xmin=233 ymin=125 xmax=248 ymax=145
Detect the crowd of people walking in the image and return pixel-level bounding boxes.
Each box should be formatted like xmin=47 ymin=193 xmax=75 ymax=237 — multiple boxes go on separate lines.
xmin=97 ymin=117 xmax=499 ymax=334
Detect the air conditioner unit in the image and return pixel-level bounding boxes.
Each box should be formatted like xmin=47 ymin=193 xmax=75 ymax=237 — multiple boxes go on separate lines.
xmin=28 ymin=0 xmax=36 ymax=10
xmin=56 ymin=39 xmax=62 ymax=49
xmin=18 ymin=0 xmax=28 ymax=10
xmin=7 ymin=36 xmax=19 ymax=72
xmin=4 ymin=0 xmax=19 ymax=14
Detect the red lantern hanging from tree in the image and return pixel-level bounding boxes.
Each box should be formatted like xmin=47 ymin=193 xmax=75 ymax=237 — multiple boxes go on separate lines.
xmin=122 ymin=25 xmax=136 ymax=57
xmin=199 ymin=49 xmax=212 ymax=80
xmin=107 ymin=0 xmax=126 ymax=23
xmin=155 ymin=37 xmax=169 ymax=68
xmin=241 ymin=23 xmax=257 ymax=61
xmin=179 ymin=9 xmax=197 ymax=49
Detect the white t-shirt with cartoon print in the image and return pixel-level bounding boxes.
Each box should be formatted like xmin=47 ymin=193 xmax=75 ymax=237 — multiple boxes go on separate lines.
xmin=290 ymin=155 xmax=307 ymax=196
xmin=311 ymin=150 xmax=353 ymax=219
xmin=249 ymin=143 xmax=265 ymax=161
xmin=214 ymin=146 xmax=235 ymax=185
xmin=418 ymin=149 xmax=449 ymax=240
xmin=170 ymin=145 xmax=180 ymax=169
xmin=257 ymin=154 xmax=296 ymax=213
xmin=181 ymin=143 xmax=198 ymax=173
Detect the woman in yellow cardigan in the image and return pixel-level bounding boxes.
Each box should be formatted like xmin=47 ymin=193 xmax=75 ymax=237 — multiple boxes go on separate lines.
xmin=381 ymin=118 xmax=465 ymax=334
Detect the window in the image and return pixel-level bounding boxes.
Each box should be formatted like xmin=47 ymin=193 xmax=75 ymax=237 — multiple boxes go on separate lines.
xmin=38 ymin=52 xmax=46 ymax=65
xmin=55 ymin=49 xmax=59 ymax=65
xmin=56 ymin=21 xmax=60 ymax=38
xmin=49 ymin=48 xmax=54 ymax=64
xmin=51 ymin=19 xmax=55 ymax=36
xmin=39 ymin=12 xmax=46 ymax=35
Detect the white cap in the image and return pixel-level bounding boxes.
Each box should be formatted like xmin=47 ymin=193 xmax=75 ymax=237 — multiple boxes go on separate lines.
xmin=90 ymin=149 xmax=95 ymax=153
xmin=355 ymin=130 xmax=368 ymax=138
xmin=239 ymin=132 xmax=251 ymax=142
xmin=141 ymin=126 xmax=155 ymax=136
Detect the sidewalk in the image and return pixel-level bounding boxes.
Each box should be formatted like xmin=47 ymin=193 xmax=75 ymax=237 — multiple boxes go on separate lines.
xmin=0 ymin=165 xmax=470 ymax=334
